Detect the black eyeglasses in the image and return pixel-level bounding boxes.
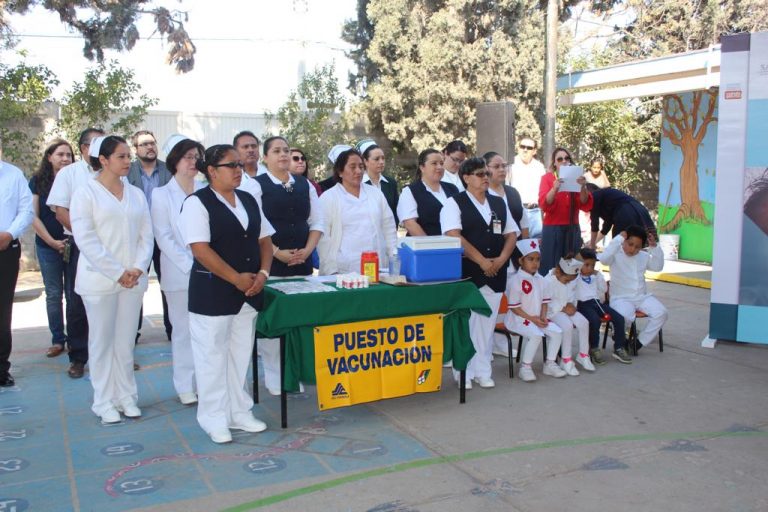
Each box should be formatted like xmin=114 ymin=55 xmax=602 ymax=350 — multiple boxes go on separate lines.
xmin=556 ymin=156 xmax=572 ymax=163
xmin=292 ymin=155 xmax=306 ymax=162
xmin=214 ymin=162 xmax=244 ymax=169
xmin=471 ymin=171 xmax=491 ymax=178
xmin=519 ymin=144 xmax=535 ymax=151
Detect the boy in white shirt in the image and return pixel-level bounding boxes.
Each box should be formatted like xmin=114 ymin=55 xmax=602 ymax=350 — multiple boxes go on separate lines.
xmin=598 ymin=225 xmax=667 ymax=351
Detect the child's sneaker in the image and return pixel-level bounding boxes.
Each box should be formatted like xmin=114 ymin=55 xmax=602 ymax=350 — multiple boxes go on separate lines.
xmin=576 ymin=354 xmax=596 ymax=372
xmin=559 ymin=360 xmax=580 ymax=376
xmin=543 ymin=361 xmax=567 ymax=378
xmin=612 ymin=347 xmax=633 ymax=364
xmin=589 ymin=348 xmax=607 ymax=366
xmin=519 ymin=365 xmax=536 ymax=382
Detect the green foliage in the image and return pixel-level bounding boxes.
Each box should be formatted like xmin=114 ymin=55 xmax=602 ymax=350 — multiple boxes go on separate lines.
xmin=59 ymin=60 xmax=157 ymax=143
xmin=270 ymin=64 xmax=347 ymax=180
xmin=0 ymin=57 xmax=59 ymax=171
xmin=1 ymin=1 xmax=195 ymax=72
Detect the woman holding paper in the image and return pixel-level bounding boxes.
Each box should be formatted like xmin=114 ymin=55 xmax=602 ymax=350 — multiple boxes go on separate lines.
xmin=538 ymin=147 xmax=592 ymax=275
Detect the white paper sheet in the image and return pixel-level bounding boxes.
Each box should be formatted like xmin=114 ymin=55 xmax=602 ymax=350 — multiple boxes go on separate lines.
xmin=558 ymin=165 xmax=584 ymax=193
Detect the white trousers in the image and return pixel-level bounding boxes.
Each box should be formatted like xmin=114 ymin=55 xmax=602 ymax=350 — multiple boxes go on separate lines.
xmin=81 ymin=287 xmax=144 ymax=416
xmin=259 ymin=337 xmax=281 ymax=393
xmin=165 ymin=290 xmax=196 ymax=396
xmin=189 ymin=303 xmax=257 ymax=434
xmin=610 ymin=294 xmax=668 ymax=346
xmin=504 ymin=313 xmax=563 ymax=364
xmin=549 ymin=311 xmax=589 ymax=358
xmin=453 ymin=286 xmax=502 ymax=382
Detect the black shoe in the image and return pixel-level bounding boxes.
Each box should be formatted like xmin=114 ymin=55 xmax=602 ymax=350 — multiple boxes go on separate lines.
xmin=68 ymin=362 xmax=85 ymax=379
xmin=165 ymin=331 xmax=172 ymax=342
xmin=0 ymin=374 xmax=15 ymax=387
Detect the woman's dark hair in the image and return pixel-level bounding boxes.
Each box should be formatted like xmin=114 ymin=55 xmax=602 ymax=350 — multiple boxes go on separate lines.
xmin=35 ymin=139 xmax=74 ymax=197
xmin=196 ymin=144 xmax=237 ymax=180
xmin=482 ymin=151 xmax=501 ymax=163
xmin=263 ymin=136 xmax=288 ymax=156
xmin=166 ymin=139 xmax=205 ymax=175
xmin=443 ymin=139 xmax=468 ymax=155
xmin=585 ymin=182 xmax=600 ymax=193
xmin=589 ymin=156 xmax=604 ymax=168
xmin=416 ymin=148 xmax=440 ymax=177
xmin=625 ymin=224 xmax=648 ymax=246
xmin=745 ymin=169 xmax=768 ymax=217
xmin=89 ymin=135 xmax=127 ymax=171
xmin=361 ymin=143 xmax=381 ymax=160
xmin=458 ymin=156 xmax=486 ymax=177
xmin=549 ymin=147 xmax=573 ymax=172
xmin=333 ymin=149 xmax=362 ymax=183
xmin=579 ymin=247 xmax=598 ymax=261
xmin=291 ymin=148 xmax=309 ymax=177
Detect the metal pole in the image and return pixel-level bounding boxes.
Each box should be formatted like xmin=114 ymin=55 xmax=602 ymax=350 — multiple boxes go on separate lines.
xmin=543 ymin=0 xmax=559 ymax=168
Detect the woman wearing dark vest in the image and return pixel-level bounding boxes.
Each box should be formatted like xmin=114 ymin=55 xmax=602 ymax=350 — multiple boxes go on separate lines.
xmin=358 ymin=139 xmax=399 ymax=224
xmin=397 ymin=148 xmax=460 ymax=236
xmin=255 ymin=136 xmax=324 ymax=396
xmin=440 ymin=157 xmax=519 ymax=390
xmin=179 ymin=144 xmax=275 ymax=444
xmin=485 ymin=151 xmax=530 ymax=240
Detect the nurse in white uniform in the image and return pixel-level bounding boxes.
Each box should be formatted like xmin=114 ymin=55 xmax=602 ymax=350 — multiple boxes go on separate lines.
xmin=150 ymin=137 xmax=205 ymax=405
xmin=69 ymin=135 xmax=154 ymax=424
xmin=178 ymin=144 xmax=274 ymax=444
xmin=317 ymin=148 xmax=397 ymax=275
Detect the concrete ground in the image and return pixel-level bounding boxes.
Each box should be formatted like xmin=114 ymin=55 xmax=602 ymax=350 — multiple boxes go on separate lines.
xmin=3 ymin=271 xmax=767 ymax=512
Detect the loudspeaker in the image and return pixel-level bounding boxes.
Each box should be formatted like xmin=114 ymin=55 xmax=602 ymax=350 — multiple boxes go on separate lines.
xmin=476 ymin=101 xmax=516 ymax=161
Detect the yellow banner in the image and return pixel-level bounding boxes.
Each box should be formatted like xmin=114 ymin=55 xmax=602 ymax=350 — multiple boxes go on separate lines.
xmin=314 ymin=314 xmax=444 ymax=410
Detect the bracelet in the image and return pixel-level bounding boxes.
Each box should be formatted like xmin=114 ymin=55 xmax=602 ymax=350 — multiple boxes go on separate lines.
xmin=259 ymin=269 xmax=270 ymax=279
xmin=272 ymin=245 xmax=278 ymax=255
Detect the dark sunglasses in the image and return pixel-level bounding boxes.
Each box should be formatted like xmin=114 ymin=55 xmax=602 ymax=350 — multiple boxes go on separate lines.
xmin=519 ymin=144 xmax=535 ymax=151
xmin=471 ymin=171 xmax=491 ymax=178
xmin=215 ymin=162 xmax=244 ymax=169
xmin=556 ymin=156 xmax=572 ymax=163
xmin=292 ymin=155 xmax=306 ymax=162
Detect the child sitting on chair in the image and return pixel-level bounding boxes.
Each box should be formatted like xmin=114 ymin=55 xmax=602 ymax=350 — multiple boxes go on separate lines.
xmin=545 ymin=256 xmax=595 ymax=375
xmin=504 ymin=239 xmax=565 ymax=382
xmin=576 ymin=248 xmax=630 ymax=365
xmin=598 ymin=225 xmax=667 ymax=352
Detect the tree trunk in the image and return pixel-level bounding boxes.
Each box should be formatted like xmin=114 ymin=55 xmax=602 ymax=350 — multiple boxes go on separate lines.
xmin=661 ymin=133 xmax=708 ymax=232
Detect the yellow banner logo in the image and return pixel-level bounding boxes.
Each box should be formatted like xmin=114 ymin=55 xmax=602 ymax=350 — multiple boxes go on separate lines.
xmin=314 ymin=314 xmax=444 ymax=410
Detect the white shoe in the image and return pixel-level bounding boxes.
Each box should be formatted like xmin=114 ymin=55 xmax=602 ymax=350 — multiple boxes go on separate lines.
xmin=116 ymin=401 xmax=141 ymax=418
xmin=443 ymin=360 xmax=453 ymax=368
xmin=456 ymin=379 xmax=472 ymax=390
xmin=491 ymin=349 xmax=509 ymax=358
xmin=208 ymin=429 xmax=232 ymax=444
xmin=267 ymin=387 xmax=281 ymax=396
xmin=519 ymin=366 xmax=536 ymax=382
xmin=100 ymin=407 xmax=121 ymax=424
xmin=230 ymin=415 xmax=267 ymax=433
xmin=474 ymin=376 xmax=495 ymax=388
xmin=543 ymin=361 xmax=567 ymax=378
xmin=178 ymin=392 xmax=198 ymax=405
xmin=559 ymin=360 xmax=580 ymax=376
xmin=576 ymin=354 xmax=596 ymax=372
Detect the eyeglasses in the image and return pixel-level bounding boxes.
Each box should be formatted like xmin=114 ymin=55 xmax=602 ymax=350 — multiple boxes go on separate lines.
xmin=556 ymin=156 xmax=572 ymax=163
xmin=181 ymin=154 xmax=200 ymax=162
xmin=137 ymin=141 xmax=157 ymax=148
xmin=449 ymin=155 xmax=466 ymax=165
xmin=519 ymin=144 xmax=535 ymax=151
xmin=292 ymin=155 xmax=306 ymax=162
xmin=214 ymin=162 xmax=244 ymax=169
xmin=471 ymin=171 xmax=491 ymax=178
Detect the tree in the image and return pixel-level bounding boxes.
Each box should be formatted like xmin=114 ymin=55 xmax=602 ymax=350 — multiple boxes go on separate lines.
xmin=271 ymin=64 xmax=347 ymax=180
xmin=1 ymin=1 xmax=196 ymax=73
xmin=59 ymin=60 xmax=158 ymax=142
xmin=659 ymin=90 xmax=716 ymax=231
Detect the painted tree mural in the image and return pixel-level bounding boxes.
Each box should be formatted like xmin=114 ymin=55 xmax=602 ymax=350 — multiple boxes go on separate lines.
xmin=660 ymin=89 xmax=717 ymax=231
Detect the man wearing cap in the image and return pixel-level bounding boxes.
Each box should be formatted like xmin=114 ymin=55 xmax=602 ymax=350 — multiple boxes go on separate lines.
xmin=0 ymin=157 xmax=34 ymax=387
xmin=47 ymin=127 xmax=105 ymax=378
xmin=128 ymin=130 xmax=173 ymax=342
xmin=508 ymin=136 xmax=545 ymax=239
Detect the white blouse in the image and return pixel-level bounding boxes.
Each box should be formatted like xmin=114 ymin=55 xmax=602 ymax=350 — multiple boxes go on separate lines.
xmin=396 ymin=180 xmax=449 ymax=223
xmin=70 ymin=179 xmax=154 ymax=295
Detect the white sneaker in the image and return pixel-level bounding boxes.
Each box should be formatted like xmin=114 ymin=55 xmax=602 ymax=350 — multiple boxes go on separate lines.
xmin=519 ymin=366 xmax=536 ymax=382
xmin=474 ymin=376 xmax=495 ymax=388
xmin=576 ymin=354 xmax=596 ymax=372
xmin=116 ymin=401 xmax=141 ymax=418
xmin=456 ymin=379 xmax=472 ymax=390
xmin=100 ymin=407 xmax=121 ymax=425
xmin=178 ymin=392 xmax=198 ymax=405
xmin=208 ymin=429 xmax=233 ymax=444
xmin=559 ymin=360 xmax=580 ymax=377
xmin=543 ymin=361 xmax=567 ymax=378
xmin=230 ymin=415 xmax=267 ymax=433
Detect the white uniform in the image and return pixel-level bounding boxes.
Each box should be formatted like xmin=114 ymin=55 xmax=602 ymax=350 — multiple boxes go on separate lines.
xmin=46 ymin=160 xmax=96 ymax=235
xmin=575 ymin=269 xmax=607 ymax=302
xmin=179 ymin=189 xmax=275 ymax=435
xmin=441 ymin=169 xmax=465 ymax=191
xmin=504 ymin=269 xmax=563 ymax=364
xmin=396 ymin=181 xmax=450 ymax=224
xmin=70 ymin=179 xmax=154 ymax=417
xmin=151 ymin=178 xmax=204 ymax=398
xmin=545 ymin=270 xmax=589 ymax=359
xmin=599 ymin=234 xmax=667 ymax=347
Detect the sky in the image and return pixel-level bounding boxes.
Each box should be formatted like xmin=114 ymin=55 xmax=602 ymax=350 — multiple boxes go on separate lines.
xmin=3 ymin=0 xmax=358 ymax=114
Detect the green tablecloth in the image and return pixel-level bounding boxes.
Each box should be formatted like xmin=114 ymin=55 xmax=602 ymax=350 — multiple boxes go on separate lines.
xmin=255 ymin=280 xmax=492 ymax=391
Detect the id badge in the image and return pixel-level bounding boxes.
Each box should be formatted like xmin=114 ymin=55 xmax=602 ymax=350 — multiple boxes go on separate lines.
xmin=492 ymin=218 xmax=502 ymax=234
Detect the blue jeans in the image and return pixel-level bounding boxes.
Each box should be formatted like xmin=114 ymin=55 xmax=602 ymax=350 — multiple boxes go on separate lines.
xmin=36 ymin=242 xmax=67 ymax=345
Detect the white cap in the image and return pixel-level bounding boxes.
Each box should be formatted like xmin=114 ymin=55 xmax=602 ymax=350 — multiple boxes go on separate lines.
xmin=516 ymin=238 xmax=541 ymax=257
xmin=88 ymin=136 xmax=106 ymax=158
xmin=328 ymin=144 xmax=353 ymax=164
xmin=558 ymin=257 xmax=583 ymax=275
xmin=162 ymin=133 xmax=190 ymax=156
xmin=356 ymin=138 xmax=377 ymax=155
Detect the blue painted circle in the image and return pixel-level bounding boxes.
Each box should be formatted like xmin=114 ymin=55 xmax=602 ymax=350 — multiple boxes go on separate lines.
xmin=0 ymin=498 xmax=28 ymax=511
xmin=0 ymin=457 xmax=29 ymax=473
xmin=243 ymin=457 xmax=287 ymax=475
xmin=101 ymin=442 xmax=144 ymax=457
xmin=117 ymin=476 xmax=163 ymax=495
